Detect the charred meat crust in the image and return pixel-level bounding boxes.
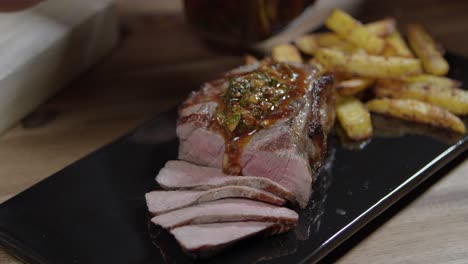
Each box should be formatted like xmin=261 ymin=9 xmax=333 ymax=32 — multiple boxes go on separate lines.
xmin=308 ymin=75 xmax=336 ymax=174
xmin=176 ymin=62 xmax=335 ymax=207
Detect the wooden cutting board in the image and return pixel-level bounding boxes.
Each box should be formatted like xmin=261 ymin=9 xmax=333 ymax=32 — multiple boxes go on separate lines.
xmin=0 ymin=0 xmax=118 ymax=134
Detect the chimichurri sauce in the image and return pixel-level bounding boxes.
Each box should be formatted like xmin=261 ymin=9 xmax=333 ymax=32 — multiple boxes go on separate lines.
xmin=216 ymin=62 xmax=310 ymax=175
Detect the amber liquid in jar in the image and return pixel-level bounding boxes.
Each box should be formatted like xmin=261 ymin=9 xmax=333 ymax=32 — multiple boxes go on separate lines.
xmin=184 ymin=0 xmax=316 ymax=48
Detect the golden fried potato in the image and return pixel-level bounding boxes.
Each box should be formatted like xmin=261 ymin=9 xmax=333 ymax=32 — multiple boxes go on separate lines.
xmin=295 ymin=33 xmax=356 ymax=55
xmin=402 ymin=74 xmax=461 ymax=88
xmin=349 ymin=27 xmax=386 ymax=55
xmin=294 ymin=35 xmax=321 ymax=55
xmin=336 ymin=96 xmax=373 ymax=140
xmin=325 ymin=9 xmax=385 ymax=54
xmin=366 ymin=98 xmax=466 ymax=133
xmin=364 ymin=18 xmax=396 ymax=37
xmin=308 ymin=58 xmax=326 ymax=75
xmin=407 ymin=23 xmax=449 ymax=75
xmin=336 ymin=78 xmax=375 ymax=96
xmin=244 ymin=54 xmax=258 ymax=65
xmin=272 ymin=44 xmax=303 ymax=63
xmin=374 ymin=80 xmax=468 ymax=115
xmin=298 ymin=33 xmax=343 ymax=47
xmin=383 ymin=30 xmax=414 ymax=58
xmin=327 ymin=71 xmax=358 ymax=83
xmin=315 ymin=48 xmax=422 ymax=78
xmin=296 ymin=18 xmax=393 ymax=55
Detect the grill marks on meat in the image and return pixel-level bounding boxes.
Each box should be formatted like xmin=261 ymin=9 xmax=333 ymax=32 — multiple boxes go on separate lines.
xmin=307 ymin=75 xmax=336 ymax=173
xmin=177 ymin=81 xmax=226 ymax=168
xmin=170 ymin=221 xmax=289 ymax=257
xmin=146 ymin=186 xmax=285 ymax=215
xmin=146 ymin=61 xmax=335 ymax=257
xmin=151 ymin=198 xmax=298 ymax=230
xmin=177 ymin=62 xmax=335 ymax=207
xmin=156 ymin=160 xmax=295 ymax=202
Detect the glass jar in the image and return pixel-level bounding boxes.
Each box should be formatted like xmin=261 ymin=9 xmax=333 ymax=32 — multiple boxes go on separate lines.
xmin=184 ymin=0 xmax=316 ymax=48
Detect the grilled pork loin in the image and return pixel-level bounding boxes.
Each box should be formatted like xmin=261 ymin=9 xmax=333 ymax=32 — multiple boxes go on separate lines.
xmin=146 ymin=186 xmax=285 ymax=215
xmin=156 ymin=160 xmax=294 ymax=202
xmin=170 ymin=221 xmax=291 ymax=257
xmin=177 ymin=61 xmax=334 ymax=207
xmin=151 ymin=198 xmax=298 ymax=230
xmin=147 ymin=60 xmax=335 ymax=257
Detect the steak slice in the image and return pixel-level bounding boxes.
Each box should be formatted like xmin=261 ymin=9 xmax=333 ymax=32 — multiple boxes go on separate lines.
xmin=175 ymin=63 xmax=263 ymax=168
xmin=156 ymin=160 xmax=295 ymax=202
xmin=177 ymin=61 xmax=335 ymax=207
xmin=170 ymin=221 xmax=292 ymax=257
xmin=177 ymin=81 xmax=226 ymax=168
xmin=145 ymin=186 xmax=285 ymax=215
xmin=151 ymin=198 xmax=298 ymax=229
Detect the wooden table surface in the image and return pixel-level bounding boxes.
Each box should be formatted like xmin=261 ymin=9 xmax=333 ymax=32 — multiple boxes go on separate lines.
xmin=1 ymin=0 xmax=467 ymax=263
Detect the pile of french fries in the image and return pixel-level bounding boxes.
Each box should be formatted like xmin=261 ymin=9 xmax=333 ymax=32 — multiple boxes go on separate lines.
xmin=271 ymin=9 xmax=468 ymax=140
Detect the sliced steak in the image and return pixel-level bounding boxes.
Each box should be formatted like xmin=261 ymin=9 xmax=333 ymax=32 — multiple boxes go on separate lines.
xmin=170 ymin=221 xmax=292 ymax=257
xmin=156 ymin=160 xmax=295 ymax=202
xmin=175 ymin=63 xmax=265 ymax=168
xmin=241 ymin=75 xmax=335 ymax=207
xmin=177 ymin=61 xmax=335 ymax=207
xmin=146 ymin=186 xmax=285 ymax=215
xmin=151 ymin=198 xmax=298 ymax=229
xmin=177 ymin=81 xmax=226 ymax=168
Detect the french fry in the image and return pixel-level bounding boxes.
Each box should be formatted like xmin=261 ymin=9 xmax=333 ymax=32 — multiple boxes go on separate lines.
xmin=337 ymin=20 xmax=386 ymax=55
xmin=275 ymin=12 xmax=464 ymax=140
xmin=315 ymin=48 xmax=422 ymax=78
xmin=308 ymin=58 xmax=326 ymax=75
xmin=336 ymin=78 xmax=375 ymax=96
xmin=296 ymin=18 xmax=393 ymax=55
xmin=295 ymin=33 xmax=356 ymax=55
xmin=327 ymin=71 xmax=357 ymax=83
xmin=301 ymin=32 xmax=343 ymax=46
xmin=294 ymin=35 xmax=321 ymax=55
xmin=272 ymin=44 xmax=303 ymax=63
xmin=364 ymin=18 xmax=396 ymax=37
xmin=407 ymin=23 xmax=449 ymax=75
xmin=325 ymin=9 xmax=385 ymax=54
xmin=336 ymin=96 xmax=373 ymax=140
xmin=403 ymin=74 xmax=461 ymax=88
xmin=383 ymin=30 xmax=414 ymax=58
xmin=374 ymin=80 xmax=468 ymax=115
xmin=336 ymin=125 xmax=372 ymax=150
xmin=244 ymin=54 xmax=258 ymax=65
xmin=366 ymin=98 xmax=466 ymax=133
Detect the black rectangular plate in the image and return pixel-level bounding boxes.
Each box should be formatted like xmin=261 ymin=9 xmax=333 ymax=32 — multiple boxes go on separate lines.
xmin=1 ymin=53 xmax=467 ymax=264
